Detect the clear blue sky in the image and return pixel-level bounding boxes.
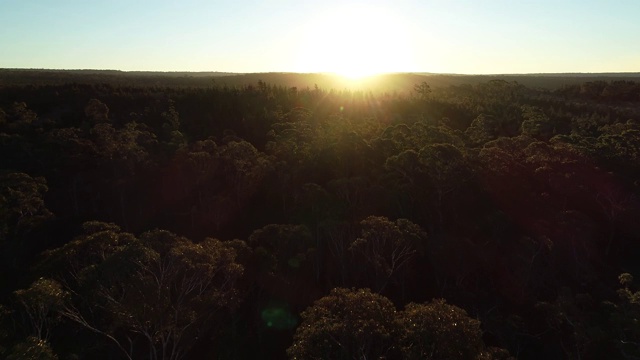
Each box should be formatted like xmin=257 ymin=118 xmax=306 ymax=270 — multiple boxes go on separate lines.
xmin=1 ymin=0 xmax=638 ymax=74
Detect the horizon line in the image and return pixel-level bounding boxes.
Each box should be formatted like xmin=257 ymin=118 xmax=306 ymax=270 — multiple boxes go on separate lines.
xmin=2 ymin=68 xmax=640 ymax=77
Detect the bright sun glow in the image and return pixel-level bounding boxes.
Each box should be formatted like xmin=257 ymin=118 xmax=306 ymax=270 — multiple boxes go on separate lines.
xmin=296 ymin=5 xmax=416 ymax=79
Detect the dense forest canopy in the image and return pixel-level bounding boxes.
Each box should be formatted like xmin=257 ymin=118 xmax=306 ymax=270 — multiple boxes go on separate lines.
xmin=1 ymin=71 xmax=640 ymax=359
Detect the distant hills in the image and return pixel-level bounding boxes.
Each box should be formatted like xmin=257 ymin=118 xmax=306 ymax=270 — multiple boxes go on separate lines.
xmin=1 ymin=68 xmax=639 ymax=91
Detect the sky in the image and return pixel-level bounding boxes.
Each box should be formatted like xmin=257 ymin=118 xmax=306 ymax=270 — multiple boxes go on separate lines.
xmin=1 ymin=0 xmax=639 ymax=75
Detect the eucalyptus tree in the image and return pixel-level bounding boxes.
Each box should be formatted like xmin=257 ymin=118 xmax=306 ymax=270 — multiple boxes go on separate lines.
xmin=0 ymin=172 xmax=53 ymax=272
xmin=287 ymin=288 xmax=398 ymax=360
xmin=349 ymin=216 xmax=426 ymax=292
xmin=37 ymin=222 xmax=244 ymax=360
xmin=398 ymin=299 xmax=485 ymax=360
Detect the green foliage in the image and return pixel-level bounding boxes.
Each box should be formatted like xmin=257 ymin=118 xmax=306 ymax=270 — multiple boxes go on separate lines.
xmin=289 ymin=290 xmax=500 ymax=360
xmin=619 ymin=273 xmax=634 ymax=288
xmin=465 ymin=114 xmax=518 ymax=146
xmin=14 ymin=278 xmax=67 ymax=341
xmin=6 ymin=337 xmax=58 ymax=360
xmin=0 ymin=172 xmax=52 ymax=239
xmin=1 ymin=75 xmax=640 ymax=359
xmin=398 ymin=299 xmax=484 ymax=360
xmin=414 ymin=81 xmax=432 ymax=101
xmin=219 ymin=139 xmax=272 ymax=205
xmin=84 ymin=98 xmax=109 ymax=123
xmin=350 ymin=216 xmax=426 ymax=291
xmin=466 ymin=114 xmax=499 ymax=145
xmin=5 ymin=102 xmax=38 ymax=133
xmin=0 ymin=172 xmax=53 ymax=270
xmin=287 ymin=288 xmax=398 ymax=360
xmin=520 ymin=105 xmax=554 ymax=139
xmin=40 ymin=223 xmax=244 ymax=360
xmin=610 ymin=273 xmax=640 ymax=358
xmin=40 ymin=221 xmax=137 ymax=284
xmin=418 ymin=143 xmax=470 ymax=187
xmin=266 ymin=108 xmax=316 ymax=166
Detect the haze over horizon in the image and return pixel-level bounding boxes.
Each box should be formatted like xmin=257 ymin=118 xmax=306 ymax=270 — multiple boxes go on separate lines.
xmin=1 ymin=0 xmax=639 ymax=76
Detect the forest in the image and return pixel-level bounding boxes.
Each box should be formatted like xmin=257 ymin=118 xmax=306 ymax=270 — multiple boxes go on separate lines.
xmin=2 ymin=70 xmax=640 ymax=359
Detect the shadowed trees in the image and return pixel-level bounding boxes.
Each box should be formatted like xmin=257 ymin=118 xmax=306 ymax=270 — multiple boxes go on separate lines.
xmin=398 ymin=299 xmax=484 ymax=360
xmin=4 ymin=102 xmax=38 ymax=134
xmin=219 ymin=139 xmax=272 ymax=208
xmin=413 ymin=81 xmax=432 ymax=101
xmin=609 ymin=273 xmax=640 ymax=358
xmin=249 ymin=223 xmax=316 ymax=282
xmin=287 ymin=288 xmax=504 ymax=360
xmin=1 ymin=76 xmax=640 ymax=359
xmin=384 ymin=141 xmax=473 ymax=230
xmin=13 ymin=278 xmax=66 ymax=343
xmin=0 ymin=172 xmax=53 ymax=276
xmin=287 ymin=288 xmax=398 ymax=360
xmin=34 ymin=222 xmax=244 ymax=360
xmin=5 ymin=336 xmax=58 ymax=360
xmin=349 ymin=216 xmax=426 ymax=292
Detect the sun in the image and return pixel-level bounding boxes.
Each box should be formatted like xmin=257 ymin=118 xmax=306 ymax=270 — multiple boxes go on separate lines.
xmin=296 ymin=5 xmax=415 ymax=79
